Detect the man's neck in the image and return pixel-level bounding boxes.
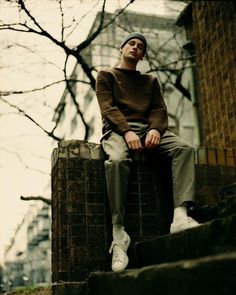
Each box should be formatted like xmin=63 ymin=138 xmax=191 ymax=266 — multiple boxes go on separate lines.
xmin=118 ymin=60 xmax=137 ymax=71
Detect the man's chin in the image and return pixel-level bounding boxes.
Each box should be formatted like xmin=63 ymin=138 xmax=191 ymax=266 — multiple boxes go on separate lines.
xmin=125 ymin=56 xmax=138 ymax=64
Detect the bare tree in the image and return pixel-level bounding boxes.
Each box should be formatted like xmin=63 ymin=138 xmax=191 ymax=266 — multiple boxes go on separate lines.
xmin=0 ymin=0 xmax=192 ymax=143
xmin=0 ymin=0 xmax=136 ymax=141
xmin=0 ymin=0 xmax=139 ymax=205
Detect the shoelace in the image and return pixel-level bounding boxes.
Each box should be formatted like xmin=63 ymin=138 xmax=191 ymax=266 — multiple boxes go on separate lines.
xmin=112 ymin=244 xmax=126 ymax=262
xmin=109 ymin=240 xmax=127 ymax=254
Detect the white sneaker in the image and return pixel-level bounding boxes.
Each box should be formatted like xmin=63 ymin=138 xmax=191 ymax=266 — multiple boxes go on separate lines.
xmin=109 ymin=231 xmax=131 ymax=272
xmin=170 ymin=216 xmax=200 ymax=234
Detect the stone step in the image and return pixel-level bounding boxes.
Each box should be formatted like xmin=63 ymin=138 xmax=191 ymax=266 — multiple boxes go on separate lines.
xmin=213 ymin=181 xmax=236 ymax=217
xmin=135 ymin=212 xmax=236 ymax=267
xmin=217 ymin=194 xmax=236 ymax=217
xmin=218 ymin=182 xmax=236 ymax=200
xmin=189 ymin=182 xmax=236 ymax=222
xmin=189 ymin=196 xmax=236 ymax=223
xmin=88 ymin=251 xmax=236 ymax=295
xmin=188 ymin=203 xmax=218 ymax=223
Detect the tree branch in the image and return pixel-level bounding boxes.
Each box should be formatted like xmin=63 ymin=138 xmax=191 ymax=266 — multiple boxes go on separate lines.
xmin=75 ymin=0 xmax=136 ymax=53
xmin=0 ymin=146 xmax=49 ymax=175
xmin=0 ymin=97 xmax=62 ymax=141
xmin=174 ymin=71 xmax=191 ymax=101
xmin=59 ymin=0 xmax=65 ymax=42
xmin=17 ymin=0 xmax=75 ymax=55
xmin=63 ymin=55 xmax=90 ymax=140
xmin=0 ymin=79 xmax=90 ymax=96
xmin=65 ymin=0 xmax=101 ymax=40
xmin=20 ymin=195 xmax=51 ymax=205
xmin=75 ymin=0 xmax=107 ymax=52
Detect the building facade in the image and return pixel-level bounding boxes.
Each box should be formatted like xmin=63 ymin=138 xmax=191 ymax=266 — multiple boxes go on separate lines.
xmin=3 ymin=203 xmax=51 ymax=291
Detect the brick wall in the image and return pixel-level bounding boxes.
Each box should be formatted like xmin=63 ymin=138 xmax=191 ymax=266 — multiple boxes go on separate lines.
xmin=192 ymin=1 xmax=236 ymax=147
xmin=51 ymin=140 xmax=236 ymax=294
xmin=195 ymin=146 xmax=236 ymax=205
xmin=51 ymin=140 xmax=173 ymax=293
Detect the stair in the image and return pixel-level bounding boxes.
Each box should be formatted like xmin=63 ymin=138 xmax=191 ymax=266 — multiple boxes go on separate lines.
xmin=87 ymin=183 xmax=236 ymax=295
xmin=88 ymin=251 xmax=236 ymax=295
xmin=135 ymin=213 xmax=236 ymax=267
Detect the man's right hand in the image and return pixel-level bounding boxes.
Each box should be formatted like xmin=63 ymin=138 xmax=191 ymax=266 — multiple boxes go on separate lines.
xmin=124 ymin=131 xmax=143 ymax=151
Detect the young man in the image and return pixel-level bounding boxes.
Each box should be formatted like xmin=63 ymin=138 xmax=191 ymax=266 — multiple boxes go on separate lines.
xmin=95 ymin=32 xmax=199 ymax=272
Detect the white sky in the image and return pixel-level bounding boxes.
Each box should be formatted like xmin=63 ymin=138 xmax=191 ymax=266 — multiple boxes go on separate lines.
xmin=0 ymin=0 xmax=186 ymax=264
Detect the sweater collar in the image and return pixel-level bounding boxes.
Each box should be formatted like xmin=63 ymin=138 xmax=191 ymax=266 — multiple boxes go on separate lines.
xmin=114 ymin=67 xmax=140 ymax=74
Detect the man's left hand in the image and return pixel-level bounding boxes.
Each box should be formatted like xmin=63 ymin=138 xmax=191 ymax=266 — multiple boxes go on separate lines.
xmin=145 ymin=129 xmax=161 ymax=149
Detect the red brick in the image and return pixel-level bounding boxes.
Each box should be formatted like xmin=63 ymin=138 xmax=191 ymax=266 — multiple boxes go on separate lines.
xmin=226 ymin=149 xmax=235 ymax=167
xmin=207 ymin=148 xmax=217 ymax=165
xmin=217 ymin=148 xmax=226 ymax=166
xmin=192 ymin=2 xmax=236 ymax=148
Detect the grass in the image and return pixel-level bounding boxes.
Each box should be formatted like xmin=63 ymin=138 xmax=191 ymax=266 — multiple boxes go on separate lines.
xmin=8 ymin=285 xmax=52 ymax=295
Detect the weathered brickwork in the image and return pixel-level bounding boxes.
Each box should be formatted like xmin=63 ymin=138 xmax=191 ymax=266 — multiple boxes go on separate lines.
xmin=195 ymin=147 xmax=236 ymax=205
xmin=51 ymin=140 xmax=174 ymax=288
xmin=192 ymin=1 xmax=236 ymax=147
xmin=51 ymin=141 xmax=236 ymax=293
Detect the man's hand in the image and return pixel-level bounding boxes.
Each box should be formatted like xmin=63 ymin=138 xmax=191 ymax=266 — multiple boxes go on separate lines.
xmin=124 ymin=130 xmax=143 ymax=151
xmin=145 ymin=129 xmax=161 ymax=149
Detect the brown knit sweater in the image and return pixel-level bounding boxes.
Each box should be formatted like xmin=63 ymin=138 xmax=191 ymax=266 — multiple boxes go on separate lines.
xmin=95 ymin=67 xmax=168 ymax=135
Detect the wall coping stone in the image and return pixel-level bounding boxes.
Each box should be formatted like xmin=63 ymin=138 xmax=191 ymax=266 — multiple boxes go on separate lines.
xmin=52 ymin=140 xmax=236 ymax=168
xmin=51 ymin=140 xmax=104 ymax=168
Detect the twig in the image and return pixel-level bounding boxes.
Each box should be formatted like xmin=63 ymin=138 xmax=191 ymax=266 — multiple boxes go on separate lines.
xmin=20 ymin=196 xmax=51 ymax=205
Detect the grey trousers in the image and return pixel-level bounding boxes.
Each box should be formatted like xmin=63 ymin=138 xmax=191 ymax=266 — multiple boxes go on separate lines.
xmin=102 ymin=123 xmax=195 ymax=225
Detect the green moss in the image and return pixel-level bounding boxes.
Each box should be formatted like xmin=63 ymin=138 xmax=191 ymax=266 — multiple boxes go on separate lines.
xmin=8 ymin=285 xmax=51 ymax=295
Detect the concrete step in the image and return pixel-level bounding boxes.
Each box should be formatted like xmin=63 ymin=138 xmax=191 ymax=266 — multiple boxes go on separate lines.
xmin=88 ymin=251 xmax=236 ymax=295
xmin=189 ymin=182 xmax=236 ymax=222
xmin=136 ymin=212 xmax=236 ymax=267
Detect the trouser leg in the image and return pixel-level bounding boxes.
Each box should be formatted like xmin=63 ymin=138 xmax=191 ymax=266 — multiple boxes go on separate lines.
xmin=102 ymin=132 xmax=132 ymax=225
xmin=158 ymin=130 xmax=196 ymax=208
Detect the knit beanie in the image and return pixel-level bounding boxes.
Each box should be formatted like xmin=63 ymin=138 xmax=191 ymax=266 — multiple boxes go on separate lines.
xmin=120 ymin=32 xmax=147 ymax=54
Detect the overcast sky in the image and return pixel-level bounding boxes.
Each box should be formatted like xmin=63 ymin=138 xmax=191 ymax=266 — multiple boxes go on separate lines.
xmin=0 ymin=0 xmax=186 ymax=264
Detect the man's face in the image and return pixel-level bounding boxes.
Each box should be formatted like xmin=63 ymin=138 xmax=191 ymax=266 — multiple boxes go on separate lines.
xmin=121 ymin=38 xmax=145 ymax=62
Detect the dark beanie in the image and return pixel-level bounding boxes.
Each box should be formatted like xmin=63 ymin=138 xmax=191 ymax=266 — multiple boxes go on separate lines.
xmin=120 ymin=32 xmax=147 ymax=54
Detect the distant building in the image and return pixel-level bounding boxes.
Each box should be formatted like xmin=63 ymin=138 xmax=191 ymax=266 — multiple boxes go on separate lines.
xmin=0 ymin=264 xmax=3 ymax=292
xmin=26 ymin=203 xmax=51 ymax=286
xmin=53 ymin=7 xmax=200 ymax=146
xmin=3 ymin=214 xmax=28 ymax=290
xmin=3 ymin=202 xmax=51 ymax=291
